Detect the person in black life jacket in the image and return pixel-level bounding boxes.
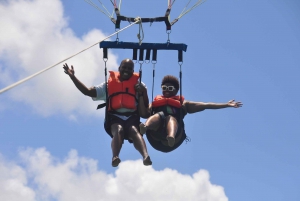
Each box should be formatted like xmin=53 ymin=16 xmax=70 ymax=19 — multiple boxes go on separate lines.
xmin=63 ymin=59 xmax=152 ymax=167
xmin=139 ymin=75 xmax=243 ymax=153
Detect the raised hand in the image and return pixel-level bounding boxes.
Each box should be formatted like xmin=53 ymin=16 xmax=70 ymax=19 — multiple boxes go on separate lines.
xmin=63 ymin=63 xmax=75 ymax=77
xmin=135 ymin=83 xmax=146 ymax=95
xmin=228 ymin=99 xmax=243 ymax=108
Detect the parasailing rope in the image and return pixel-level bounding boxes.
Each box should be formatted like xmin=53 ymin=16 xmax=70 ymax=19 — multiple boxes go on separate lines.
xmin=84 ymin=0 xmax=112 ymax=18
xmin=177 ymin=0 xmax=206 ymax=19
xmin=0 ymin=18 xmax=142 ymax=95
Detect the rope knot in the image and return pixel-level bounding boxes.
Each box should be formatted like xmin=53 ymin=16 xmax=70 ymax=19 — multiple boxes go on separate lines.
xmin=135 ymin=17 xmax=144 ymax=45
xmin=134 ymin=17 xmax=142 ymax=23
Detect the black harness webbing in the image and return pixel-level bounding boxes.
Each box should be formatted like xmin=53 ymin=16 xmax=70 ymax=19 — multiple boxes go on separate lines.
xmin=113 ymin=8 xmax=172 ymax=30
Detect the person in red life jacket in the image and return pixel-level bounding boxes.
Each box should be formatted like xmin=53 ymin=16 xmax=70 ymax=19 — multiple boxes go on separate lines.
xmin=63 ymin=59 xmax=152 ymax=167
xmin=139 ymin=75 xmax=243 ymax=153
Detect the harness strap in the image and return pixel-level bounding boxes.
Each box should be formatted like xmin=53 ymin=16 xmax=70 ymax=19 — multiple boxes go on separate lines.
xmin=97 ymin=103 xmax=106 ymax=110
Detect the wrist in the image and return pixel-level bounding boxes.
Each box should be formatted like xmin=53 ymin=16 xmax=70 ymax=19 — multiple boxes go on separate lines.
xmin=138 ymin=92 xmax=144 ymax=97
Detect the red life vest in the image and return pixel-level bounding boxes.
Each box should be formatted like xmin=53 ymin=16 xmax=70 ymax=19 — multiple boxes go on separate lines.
xmin=152 ymin=95 xmax=184 ymax=108
xmin=108 ymin=71 xmax=139 ymax=111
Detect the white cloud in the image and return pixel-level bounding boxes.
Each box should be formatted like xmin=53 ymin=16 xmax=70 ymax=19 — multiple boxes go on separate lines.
xmin=0 ymin=154 xmax=36 ymax=201
xmin=0 ymin=0 xmax=119 ymax=117
xmin=0 ymin=148 xmax=228 ymax=201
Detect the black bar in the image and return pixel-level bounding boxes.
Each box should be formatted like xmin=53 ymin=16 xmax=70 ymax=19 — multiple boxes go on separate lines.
xmin=100 ymin=41 xmax=187 ymax=52
xmin=116 ymin=16 xmax=171 ymax=28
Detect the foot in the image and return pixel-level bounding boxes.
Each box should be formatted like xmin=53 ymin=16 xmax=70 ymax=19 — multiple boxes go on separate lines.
xmin=139 ymin=123 xmax=148 ymax=135
xmin=112 ymin=156 xmax=121 ymax=167
xmin=143 ymin=156 xmax=152 ymax=166
xmin=167 ymin=136 xmax=175 ymax=147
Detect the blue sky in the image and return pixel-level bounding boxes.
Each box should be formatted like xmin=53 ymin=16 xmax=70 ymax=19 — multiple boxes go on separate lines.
xmin=0 ymin=0 xmax=300 ymax=200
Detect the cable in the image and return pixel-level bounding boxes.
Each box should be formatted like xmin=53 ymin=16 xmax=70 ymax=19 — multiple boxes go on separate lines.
xmin=0 ymin=20 xmax=141 ymax=95
xmin=178 ymin=0 xmax=206 ymax=18
xmin=84 ymin=0 xmax=111 ymax=18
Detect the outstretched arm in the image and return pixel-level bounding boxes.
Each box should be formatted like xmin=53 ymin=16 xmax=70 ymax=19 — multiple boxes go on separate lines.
xmin=184 ymin=99 xmax=242 ymax=114
xmin=63 ymin=63 xmax=96 ymax=98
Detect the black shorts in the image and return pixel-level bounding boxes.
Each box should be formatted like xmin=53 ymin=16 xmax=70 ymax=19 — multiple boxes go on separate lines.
xmin=104 ymin=113 xmax=140 ymax=143
xmin=146 ymin=111 xmax=186 ymax=152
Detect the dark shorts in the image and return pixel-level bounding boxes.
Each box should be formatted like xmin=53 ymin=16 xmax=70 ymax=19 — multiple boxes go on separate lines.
xmin=104 ymin=113 xmax=140 ymax=143
xmin=146 ymin=111 xmax=187 ymax=152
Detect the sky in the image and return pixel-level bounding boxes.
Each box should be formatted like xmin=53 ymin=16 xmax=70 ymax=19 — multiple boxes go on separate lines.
xmin=0 ymin=0 xmax=300 ymax=200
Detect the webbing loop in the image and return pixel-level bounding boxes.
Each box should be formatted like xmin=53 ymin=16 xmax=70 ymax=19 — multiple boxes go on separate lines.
xmin=115 ymin=28 xmax=119 ymax=42
xmin=139 ymin=49 xmax=144 ymax=62
xmin=166 ymin=30 xmax=171 ymax=44
xmin=145 ymin=49 xmax=151 ymax=64
xmin=152 ymin=49 xmax=157 ymax=62
xmin=178 ymin=50 xmax=183 ymax=63
xmin=103 ymin=48 xmax=108 ymax=60
xmin=132 ymin=48 xmax=137 ymax=61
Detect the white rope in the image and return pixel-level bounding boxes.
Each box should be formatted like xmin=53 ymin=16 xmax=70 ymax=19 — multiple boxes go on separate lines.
xmin=136 ymin=17 xmax=144 ymax=45
xmin=110 ymin=0 xmax=118 ymax=18
xmin=111 ymin=0 xmax=121 ymax=18
xmin=168 ymin=0 xmax=171 ymax=8
xmin=171 ymin=0 xmax=176 ymax=7
xmin=84 ymin=0 xmax=111 ymax=18
xmin=97 ymin=0 xmax=113 ymax=17
xmin=109 ymin=0 xmax=114 ymax=6
xmin=177 ymin=0 xmax=206 ymax=19
xmin=118 ymin=0 xmax=122 ymax=11
xmin=179 ymin=0 xmax=192 ymax=17
xmin=0 ymin=20 xmax=141 ymax=95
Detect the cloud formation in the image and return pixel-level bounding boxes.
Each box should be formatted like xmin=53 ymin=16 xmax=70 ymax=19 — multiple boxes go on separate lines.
xmin=0 ymin=0 xmax=118 ymax=118
xmin=0 ymin=148 xmax=228 ymax=201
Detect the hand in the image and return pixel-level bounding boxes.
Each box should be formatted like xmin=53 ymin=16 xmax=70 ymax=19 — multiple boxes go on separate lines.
xmin=228 ymin=99 xmax=243 ymax=108
xmin=63 ymin=63 xmax=75 ymax=77
xmin=135 ymin=83 xmax=146 ymax=95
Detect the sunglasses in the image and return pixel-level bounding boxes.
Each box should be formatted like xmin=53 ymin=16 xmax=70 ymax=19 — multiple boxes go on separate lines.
xmin=161 ymin=85 xmax=176 ymax=91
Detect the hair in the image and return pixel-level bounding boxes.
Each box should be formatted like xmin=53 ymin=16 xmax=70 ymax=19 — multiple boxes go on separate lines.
xmin=161 ymin=75 xmax=180 ymax=90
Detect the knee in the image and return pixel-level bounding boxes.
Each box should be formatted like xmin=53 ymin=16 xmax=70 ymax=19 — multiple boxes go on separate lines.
xmin=147 ymin=113 xmax=161 ymax=122
xmin=128 ymin=126 xmax=140 ymax=139
xmin=111 ymin=124 xmax=124 ymax=137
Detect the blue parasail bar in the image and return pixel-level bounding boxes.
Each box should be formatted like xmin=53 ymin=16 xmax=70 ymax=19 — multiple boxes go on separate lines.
xmin=100 ymin=41 xmax=187 ymax=52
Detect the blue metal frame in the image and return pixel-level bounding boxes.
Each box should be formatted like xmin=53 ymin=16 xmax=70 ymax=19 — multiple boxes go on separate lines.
xmin=100 ymin=41 xmax=187 ymax=52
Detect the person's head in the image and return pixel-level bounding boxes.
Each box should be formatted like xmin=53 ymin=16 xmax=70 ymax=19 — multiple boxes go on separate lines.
xmin=118 ymin=59 xmax=134 ymax=81
xmin=161 ymin=75 xmax=179 ymax=97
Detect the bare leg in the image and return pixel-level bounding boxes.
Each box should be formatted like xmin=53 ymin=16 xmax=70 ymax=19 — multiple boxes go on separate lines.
xmin=139 ymin=113 xmax=162 ymax=134
xmin=128 ymin=126 xmax=152 ymax=166
xmin=165 ymin=116 xmax=178 ymax=147
xmin=111 ymin=123 xmax=124 ymax=167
